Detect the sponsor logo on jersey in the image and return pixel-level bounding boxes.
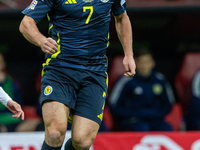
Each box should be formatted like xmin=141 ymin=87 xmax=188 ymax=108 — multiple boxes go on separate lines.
xmin=83 ymin=0 xmax=93 ymax=3
xmin=100 ymin=0 xmax=109 ymax=3
xmin=44 ymin=86 xmax=53 ymax=96
xmin=121 ymin=0 xmax=125 ymax=6
xmin=65 ymin=0 xmax=77 ymax=4
xmin=28 ymin=0 xmax=38 ymax=10
xmin=152 ymin=84 xmax=163 ymax=95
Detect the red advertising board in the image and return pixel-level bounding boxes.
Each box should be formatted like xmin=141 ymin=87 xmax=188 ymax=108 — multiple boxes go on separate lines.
xmin=93 ymin=132 xmax=200 ymax=150
xmin=0 ymin=131 xmax=200 ymax=150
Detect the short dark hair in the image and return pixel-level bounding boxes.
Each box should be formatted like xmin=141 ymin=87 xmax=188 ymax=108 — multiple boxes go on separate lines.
xmin=134 ymin=48 xmax=153 ymax=58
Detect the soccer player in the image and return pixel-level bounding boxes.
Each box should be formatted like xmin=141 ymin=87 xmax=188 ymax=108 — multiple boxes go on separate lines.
xmin=19 ymin=0 xmax=135 ymax=149
xmin=0 ymin=87 xmax=24 ymax=120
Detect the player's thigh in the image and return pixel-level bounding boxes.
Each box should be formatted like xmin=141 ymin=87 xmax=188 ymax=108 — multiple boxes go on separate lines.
xmin=74 ymin=71 xmax=108 ymax=126
xmin=42 ymin=100 xmax=70 ymax=129
xmin=71 ymin=115 xmax=99 ymax=142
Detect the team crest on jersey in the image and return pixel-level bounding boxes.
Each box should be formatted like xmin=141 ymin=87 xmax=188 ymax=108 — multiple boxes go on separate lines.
xmin=28 ymin=0 xmax=38 ymax=10
xmin=121 ymin=0 xmax=125 ymax=6
xmin=100 ymin=0 xmax=109 ymax=3
xmin=152 ymin=84 xmax=163 ymax=95
xmin=44 ymin=86 xmax=53 ymax=96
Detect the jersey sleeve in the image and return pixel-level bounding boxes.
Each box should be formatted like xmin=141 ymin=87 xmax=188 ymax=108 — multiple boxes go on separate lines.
xmin=111 ymin=0 xmax=127 ymax=16
xmin=0 ymin=87 xmax=12 ymax=107
xmin=22 ymin=0 xmax=54 ymax=23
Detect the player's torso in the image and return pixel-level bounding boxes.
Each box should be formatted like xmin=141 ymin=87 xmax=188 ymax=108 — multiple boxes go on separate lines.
xmin=46 ymin=0 xmax=115 ymax=71
xmin=49 ymin=0 xmax=114 ymax=30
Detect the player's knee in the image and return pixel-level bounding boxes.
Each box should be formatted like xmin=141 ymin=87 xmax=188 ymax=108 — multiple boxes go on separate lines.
xmin=46 ymin=127 xmax=66 ymax=144
xmin=48 ymin=129 xmax=62 ymax=140
xmin=72 ymin=135 xmax=95 ymax=150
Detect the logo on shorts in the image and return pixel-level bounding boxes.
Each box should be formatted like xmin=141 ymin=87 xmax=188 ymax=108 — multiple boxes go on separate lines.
xmin=28 ymin=0 xmax=38 ymax=10
xmin=102 ymin=92 xmax=106 ymax=98
xmin=44 ymin=86 xmax=53 ymax=96
xmin=100 ymin=0 xmax=109 ymax=3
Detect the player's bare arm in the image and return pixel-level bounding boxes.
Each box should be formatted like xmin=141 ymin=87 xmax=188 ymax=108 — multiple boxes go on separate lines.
xmin=114 ymin=11 xmax=136 ymax=77
xmin=19 ymin=15 xmax=58 ymax=55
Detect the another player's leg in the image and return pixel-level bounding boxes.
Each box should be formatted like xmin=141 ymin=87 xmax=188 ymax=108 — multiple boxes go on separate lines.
xmin=41 ymin=100 xmax=70 ymax=150
xmin=65 ymin=115 xmax=99 ymax=150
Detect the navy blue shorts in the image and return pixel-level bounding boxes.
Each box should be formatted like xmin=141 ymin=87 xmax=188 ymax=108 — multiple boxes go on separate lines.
xmin=40 ymin=66 xmax=108 ymax=125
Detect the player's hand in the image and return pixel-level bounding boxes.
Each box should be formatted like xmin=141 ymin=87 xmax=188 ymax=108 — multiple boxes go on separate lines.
xmin=7 ymin=100 xmax=24 ymax=120
xmin=41 ymin=37 xmax=58 ymax=54
xmin=123 ymin=55 xmax=136 ymax=77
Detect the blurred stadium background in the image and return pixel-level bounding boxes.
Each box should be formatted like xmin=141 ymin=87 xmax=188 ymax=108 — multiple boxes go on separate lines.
xmin=0 ymin=0 xmax=200 ymax=107
xmin=1 ymin=0 xmax=200 ymax=149
xmin=0 ymin=0 xmax=199 ymax=106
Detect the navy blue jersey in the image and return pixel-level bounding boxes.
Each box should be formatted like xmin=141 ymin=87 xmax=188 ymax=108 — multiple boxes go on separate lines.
xmin=22 ymin=0 xmax=126 ymax=72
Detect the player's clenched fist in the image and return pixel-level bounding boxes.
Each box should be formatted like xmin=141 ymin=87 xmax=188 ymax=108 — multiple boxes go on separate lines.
xmin=123 ymin=55 xmax=136 ymax=78
xmin=41 ymin=37 xmax=58 ymax=54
